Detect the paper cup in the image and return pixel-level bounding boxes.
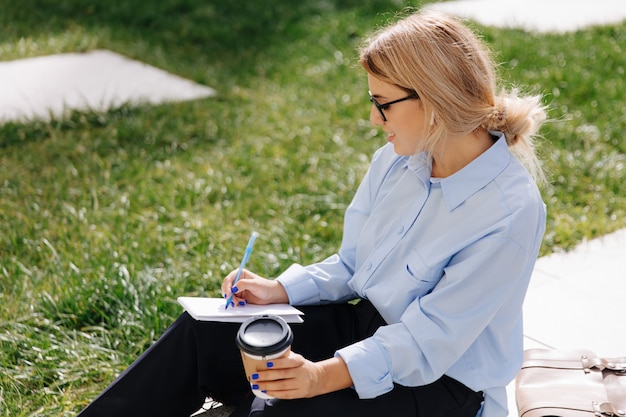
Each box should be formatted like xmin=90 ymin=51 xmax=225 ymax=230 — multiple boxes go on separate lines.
xmin=235 ymin=314 xmax=293 ymax=399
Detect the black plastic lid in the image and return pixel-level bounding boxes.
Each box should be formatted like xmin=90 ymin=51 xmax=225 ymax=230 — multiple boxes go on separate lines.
xmin=235 ymin=314 xmax=293 ymax=356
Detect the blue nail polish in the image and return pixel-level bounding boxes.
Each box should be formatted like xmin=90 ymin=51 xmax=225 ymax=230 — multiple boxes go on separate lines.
xmin=262 ymin=390 xmax=267 ymax=393
xmin=238 ymin=300 xmax=246 ymax=306
xmin=223 ymin=293 xmax=227 ymax=298
xmin=230 ymin=301 xmax=235 ymax=307
xmin=252 ymin=384 xmax=259 ymax=390
xmin=232 ymin=286 xmax=239 ymax=293
xmin=251 ymin=373 xmax=259 ymax=380
xmin=266 ymin=361 xmax=274 ymax=368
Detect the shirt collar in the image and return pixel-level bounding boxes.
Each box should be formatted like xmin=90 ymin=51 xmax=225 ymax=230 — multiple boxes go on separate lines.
xmin=406 ymin=151 xmax=432 ymax=187
xmin=407 ymin=131 xmax=512 ymax=211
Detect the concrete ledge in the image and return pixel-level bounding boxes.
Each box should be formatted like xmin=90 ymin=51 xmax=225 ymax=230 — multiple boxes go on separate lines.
xmin=426 ymin=0 xmax=626 ymax=33
xmin=0 ymin=49 xmax=216 ymax=124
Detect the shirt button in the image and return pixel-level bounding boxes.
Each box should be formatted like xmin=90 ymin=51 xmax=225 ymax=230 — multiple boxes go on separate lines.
xmin=366 ymin=263 xmax=372 ymax=271
xmin=397 ymin=226 xmax=404 ymax=234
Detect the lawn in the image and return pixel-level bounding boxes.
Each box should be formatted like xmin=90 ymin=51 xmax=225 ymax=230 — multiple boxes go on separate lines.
xmin=1 ymin=0 xmax=625 ymax=415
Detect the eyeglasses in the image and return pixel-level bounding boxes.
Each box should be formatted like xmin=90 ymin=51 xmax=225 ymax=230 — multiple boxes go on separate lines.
xmin=369 ymin=90 xmax=419 ymax=122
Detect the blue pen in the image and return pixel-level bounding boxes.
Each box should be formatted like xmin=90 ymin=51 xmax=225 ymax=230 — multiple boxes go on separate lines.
xmin=225 ymin=231 xmax=259 ymax=309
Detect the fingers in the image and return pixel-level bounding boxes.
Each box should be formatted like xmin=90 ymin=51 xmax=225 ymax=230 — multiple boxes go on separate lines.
xmin=248 ymin=354 xmax=304 ymax=381
xmin=222 ymin=269 xmax=269 ymax=307
xmin=252 ymin=381 xmax=301 ymax=399
xmin=220 ymin=270 xmax=235 ymax=298
xmin=250 ymin=368 xmax=298 ymax=399
xmin=221 ymin=270 xmax=289 ymax=306
xmin=221 ymin=268 xmax=251 ymax=298
xmin=229 ymin=291 xmax=248 ymax=307
xmin=248 ymin=354 xmax=314 ymax=399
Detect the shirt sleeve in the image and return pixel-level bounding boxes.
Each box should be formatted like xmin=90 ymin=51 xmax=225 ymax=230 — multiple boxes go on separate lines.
xmin=336 ymin=230 xmax=542 ymax=399
xmin=277 ymin=146 xmax=394 ymax=305
xmin=275 ymin=255 xmax=358 ymax=305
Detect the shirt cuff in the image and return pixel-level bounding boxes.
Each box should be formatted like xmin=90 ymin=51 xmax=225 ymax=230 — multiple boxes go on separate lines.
xmin=335 ymin=337 xmax=394 ymax=399
xmin=276 ymin=263 xmax=321 ymax=305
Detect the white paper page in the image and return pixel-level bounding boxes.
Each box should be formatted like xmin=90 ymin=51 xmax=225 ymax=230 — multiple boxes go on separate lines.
xmin=177 ymin=297 xmax=304 ymax=323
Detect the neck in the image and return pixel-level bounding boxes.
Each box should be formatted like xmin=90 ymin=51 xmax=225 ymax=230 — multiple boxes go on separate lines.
xmin=431 ymin=129 xmax=494 ymax=178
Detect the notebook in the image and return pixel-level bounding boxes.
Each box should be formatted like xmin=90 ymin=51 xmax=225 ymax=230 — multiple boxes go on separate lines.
xmin=177 ymin=296 xmax=304 ymax=323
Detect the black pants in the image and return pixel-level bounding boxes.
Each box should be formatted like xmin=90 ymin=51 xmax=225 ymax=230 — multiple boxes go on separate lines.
xmin=77 ymin=301 xmax=483 ymax=417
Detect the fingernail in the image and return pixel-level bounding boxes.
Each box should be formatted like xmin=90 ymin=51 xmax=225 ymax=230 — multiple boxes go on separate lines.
xmin=238 ymin=300 xmax=247 ymax=306
xmin=252 ymin=384 xmax=259 ymax=390
xmin=231 ymin=286 xmax=239 ymax=293
xmin=262 ymin=390 xmax=267 ymax=393
xmin=266 ymin=361 xmax=274 ymax=368
xmin=230 ymin=301 xmax=235 ymax=307
xmin=251 ymin=373 xmax=259 ymax=380
xmin=223 ymin=293 xmax=227 ymax=298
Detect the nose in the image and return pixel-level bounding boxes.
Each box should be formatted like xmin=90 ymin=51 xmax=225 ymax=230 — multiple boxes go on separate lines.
xmin=370 ymin=106 xmax=384 ymax=126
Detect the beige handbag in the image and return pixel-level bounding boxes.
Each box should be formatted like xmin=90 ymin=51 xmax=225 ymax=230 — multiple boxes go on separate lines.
xmin=515 ymin=349 xmax=626 ymax=417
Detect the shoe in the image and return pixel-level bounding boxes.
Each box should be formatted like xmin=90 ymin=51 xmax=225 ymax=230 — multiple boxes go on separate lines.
xmin=192 ymin=399 xmax=236 ymax=417
xmin=193 ymin=405 xmax=236 ymax=417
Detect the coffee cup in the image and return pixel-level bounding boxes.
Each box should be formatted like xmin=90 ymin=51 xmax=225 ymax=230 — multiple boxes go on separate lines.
xmin=235 ymin=314 xmax=294 ymax=399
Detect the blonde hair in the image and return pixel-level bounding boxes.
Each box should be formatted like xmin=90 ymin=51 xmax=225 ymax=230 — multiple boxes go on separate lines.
xmin=360 ymin=9 xmax=546 ymax=183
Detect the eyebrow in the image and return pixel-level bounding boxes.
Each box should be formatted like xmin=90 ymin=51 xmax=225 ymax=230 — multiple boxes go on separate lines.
xmin=369 ymin=91 xmax=387 ymax=100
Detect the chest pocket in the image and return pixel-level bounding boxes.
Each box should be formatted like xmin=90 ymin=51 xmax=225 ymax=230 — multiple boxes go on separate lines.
xmin=404 ymin=250 xmax=446 ymax=297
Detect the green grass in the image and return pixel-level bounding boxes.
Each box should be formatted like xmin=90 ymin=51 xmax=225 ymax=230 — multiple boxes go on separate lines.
xmin=1 ymin=0 xmax=625 ymax=415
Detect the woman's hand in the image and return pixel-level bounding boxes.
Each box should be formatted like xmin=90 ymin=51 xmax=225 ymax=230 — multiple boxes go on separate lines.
xmin=221 ymin=269 xmax=289 ymax=307
xmin=249 ymin=353 xmax=353 ymax=399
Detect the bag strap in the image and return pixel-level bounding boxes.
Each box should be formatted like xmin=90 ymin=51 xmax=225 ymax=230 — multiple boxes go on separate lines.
xmin=581 ymin=355 xmax=626 ymax=373
xmin=592 ymin=401 xmax=626 ymax=416
xmin=603 ymin=370 xmax=626 ymax=412
xmin=580 ymin=354 xmax=626 ymax=412
xmin=522 ymin=353 xmax=626 ymax=372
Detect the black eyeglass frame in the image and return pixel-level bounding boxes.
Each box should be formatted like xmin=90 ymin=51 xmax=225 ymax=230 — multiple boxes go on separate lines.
xmin=369 ymin=90 xmax=419 ymax=122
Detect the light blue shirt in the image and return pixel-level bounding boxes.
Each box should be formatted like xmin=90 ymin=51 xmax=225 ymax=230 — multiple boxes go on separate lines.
xmin=277 ymin=132 xmax=546 ymax=417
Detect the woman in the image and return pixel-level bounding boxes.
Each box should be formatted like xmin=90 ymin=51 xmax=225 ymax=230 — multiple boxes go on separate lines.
xmin=78 ymin=9 xmax=546 ymax=417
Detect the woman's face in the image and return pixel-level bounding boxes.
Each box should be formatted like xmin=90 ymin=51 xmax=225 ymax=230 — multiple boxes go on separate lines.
xmin=368 ymin=74 xmax=427 ymax=156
